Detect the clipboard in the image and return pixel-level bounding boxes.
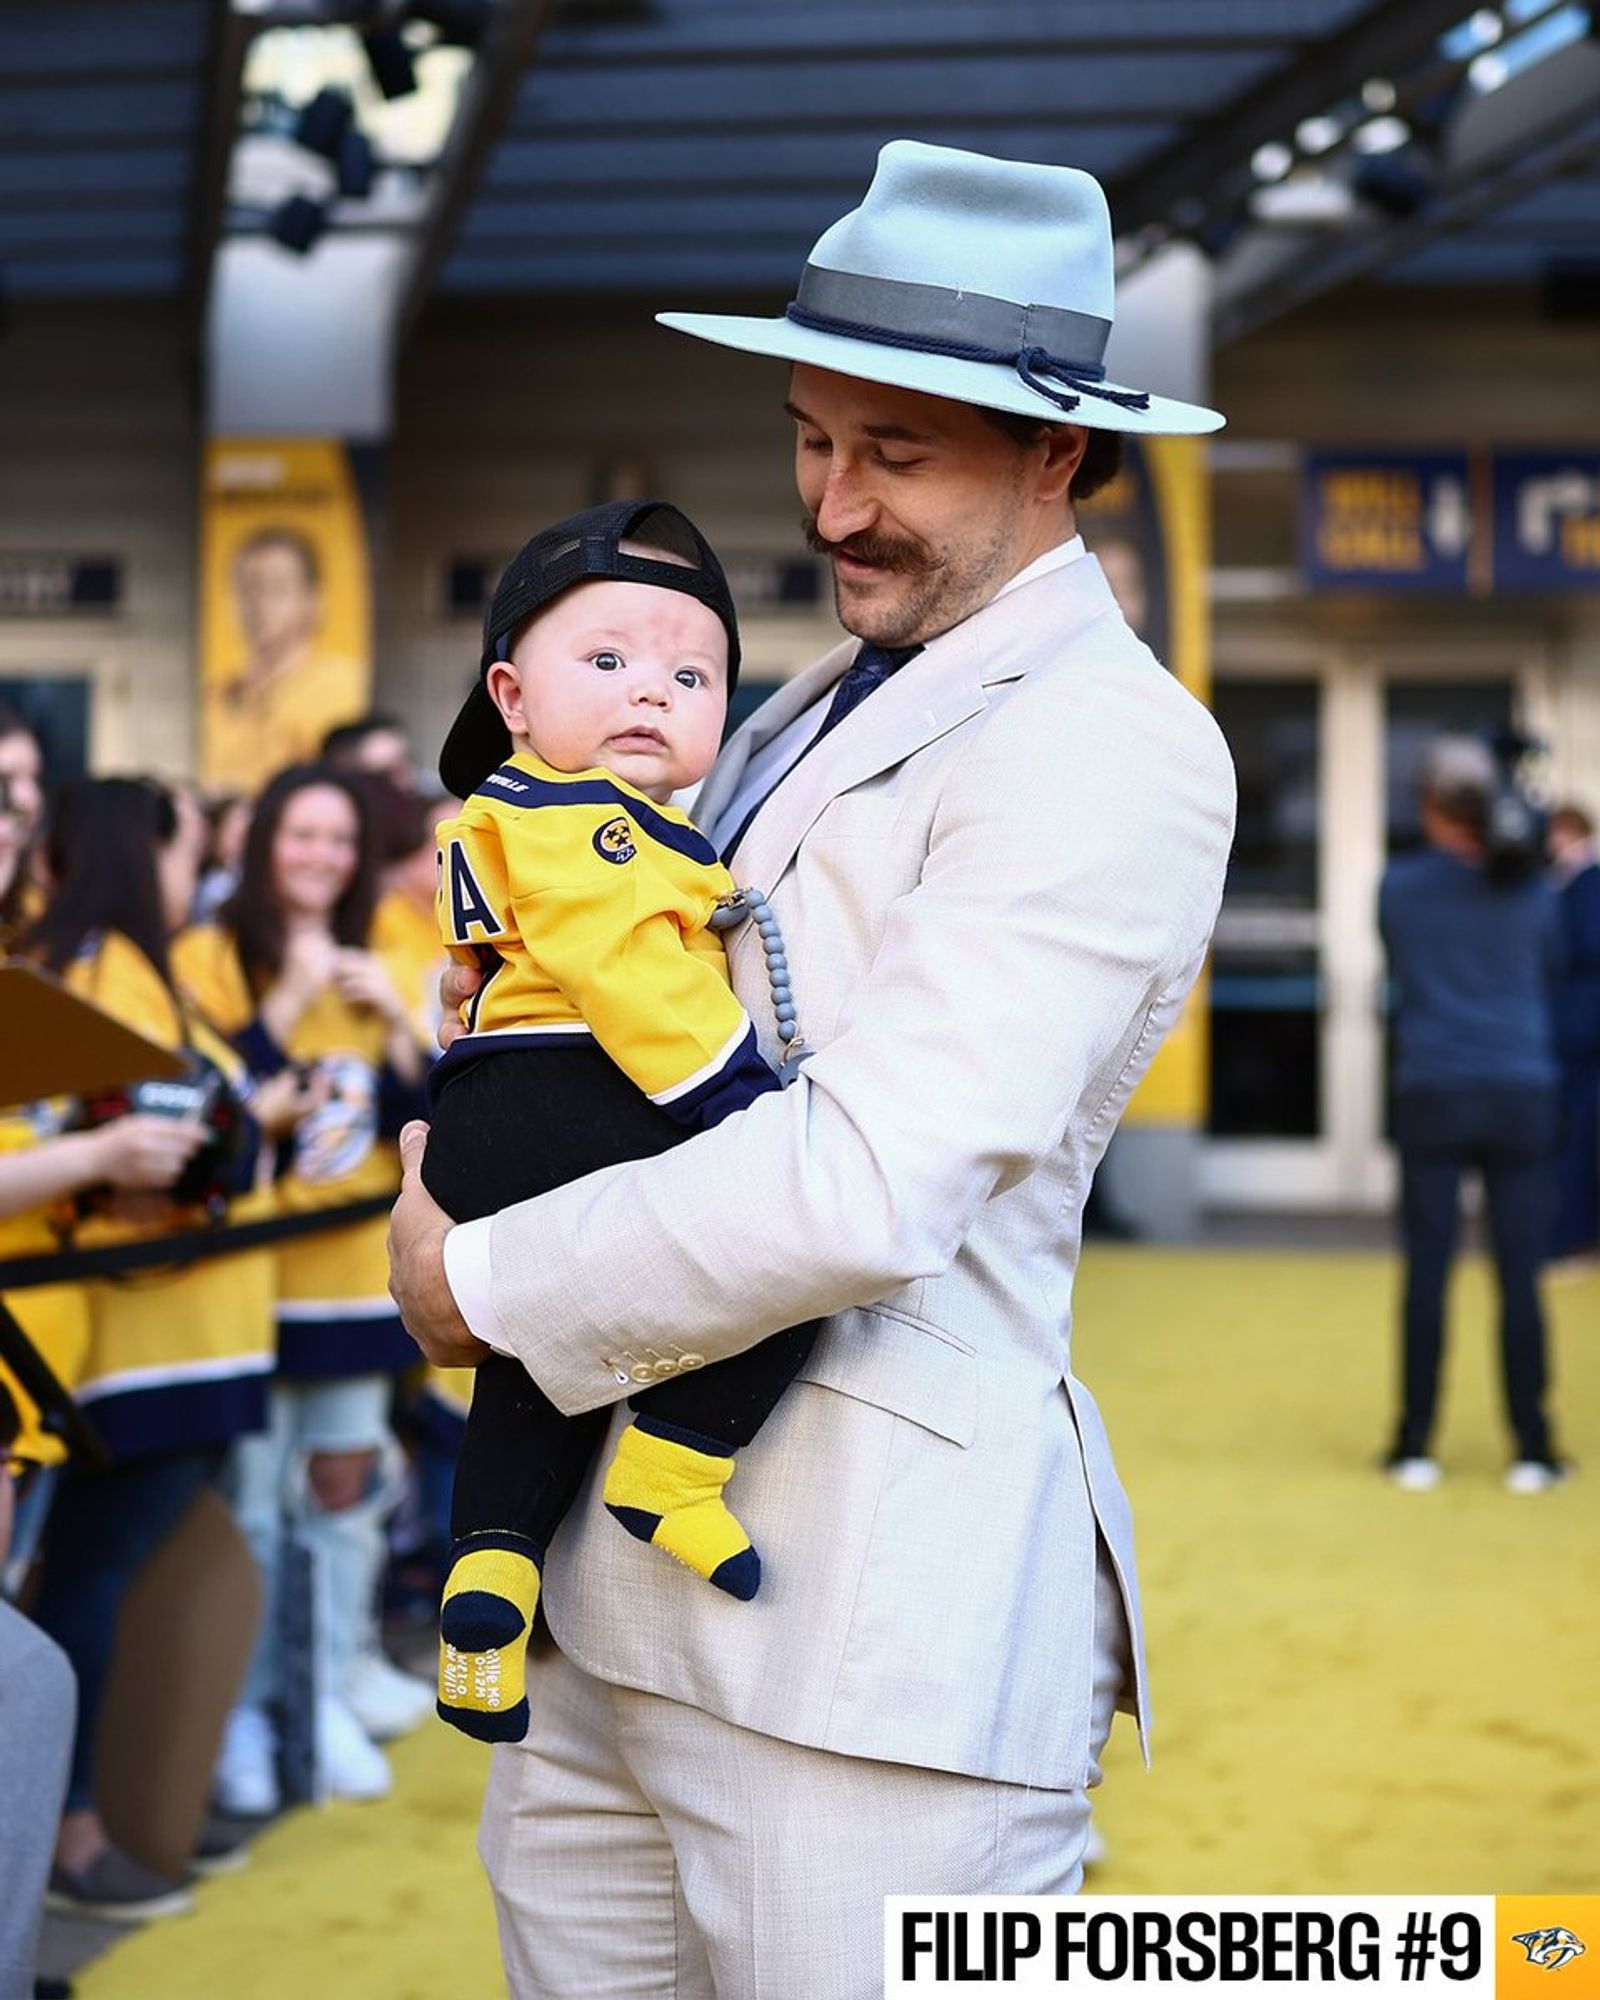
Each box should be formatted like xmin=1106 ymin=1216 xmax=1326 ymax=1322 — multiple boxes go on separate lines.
xmin=0 ymin=961 xmax=189 ymax=1108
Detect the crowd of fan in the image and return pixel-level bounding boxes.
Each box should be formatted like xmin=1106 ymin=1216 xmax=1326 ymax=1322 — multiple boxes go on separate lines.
xmin=0 ymin=700 xmax=463 ymax=1990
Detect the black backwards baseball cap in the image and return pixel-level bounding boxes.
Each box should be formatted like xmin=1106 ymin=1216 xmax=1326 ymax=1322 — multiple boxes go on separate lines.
xmin=439 ymin=497 xmax=743 ymax=798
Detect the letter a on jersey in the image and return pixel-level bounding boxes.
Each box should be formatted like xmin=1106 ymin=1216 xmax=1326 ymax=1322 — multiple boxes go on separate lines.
xmin=444 ymin=840 xmax=503 ymax=944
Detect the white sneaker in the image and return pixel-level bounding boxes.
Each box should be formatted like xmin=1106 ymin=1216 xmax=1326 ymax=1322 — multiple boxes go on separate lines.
xmin=1386 ymin=1456 xmax=1441 ymax=1491
xmin=214 ymin=1703 xmax=280 ymax=1818
xmin=317 ymin=1694 xmax=392 ymax=1802
xmin=1505 ymin=1460 xmax=1571 ymax=1495
xmin=344 ymin=1649 xmax=436 ymax=1742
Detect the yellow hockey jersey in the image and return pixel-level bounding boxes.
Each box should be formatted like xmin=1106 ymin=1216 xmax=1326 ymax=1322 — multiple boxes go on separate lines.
xmin=62 ymin=930 xmax=274 ymax=1461
xmin=0 ymin=1098 xmax=89 ymax=1467
xmin=435 ymin=752 xmax=777 ymax=1129
xmin=172 ymin=924 xmax=417 ymax=1379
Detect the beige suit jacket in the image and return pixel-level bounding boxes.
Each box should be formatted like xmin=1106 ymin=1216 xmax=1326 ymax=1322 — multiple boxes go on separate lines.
xmin=488 ymin=553 xmax=1236 ymax=1789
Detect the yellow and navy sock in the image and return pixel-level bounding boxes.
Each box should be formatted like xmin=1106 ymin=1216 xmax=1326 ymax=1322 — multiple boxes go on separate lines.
xmin=602 ymin=1415 xmax=761 ymax=1600
xmin=437 ymin=1531 xmax=541 ymax=1743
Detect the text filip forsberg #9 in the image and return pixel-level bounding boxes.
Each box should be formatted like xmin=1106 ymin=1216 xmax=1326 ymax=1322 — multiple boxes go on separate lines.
xmin=885 ymin=1898 xmax=1499 ymax=1995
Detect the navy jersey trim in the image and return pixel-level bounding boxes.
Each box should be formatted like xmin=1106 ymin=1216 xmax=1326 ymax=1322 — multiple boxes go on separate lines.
xmin=660 ymin=1024 xmax=781 ymax=1131
xmin=474 ymin=766 xmax=718 ymax=868
xmin=87 ymin=1372 xmax=269 ymax=1462
xmin=276 ymin=1307 xmax=416 ymax=1379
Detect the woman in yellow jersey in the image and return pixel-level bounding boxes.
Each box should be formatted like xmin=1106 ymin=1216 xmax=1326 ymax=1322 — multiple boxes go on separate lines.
xmin=174 ymin=764 xmax=430 ymax=1810
xmin=20 ymin=778 xmax=311 ymax=1921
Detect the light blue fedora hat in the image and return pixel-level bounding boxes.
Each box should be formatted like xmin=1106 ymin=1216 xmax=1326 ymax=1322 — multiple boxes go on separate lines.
xmin=659 ymin=140 xmax=1223 ymax=437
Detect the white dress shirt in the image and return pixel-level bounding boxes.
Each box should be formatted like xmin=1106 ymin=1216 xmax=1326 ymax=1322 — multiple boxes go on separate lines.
xmin=440 ymin=533 xmax=1088 ymax=1348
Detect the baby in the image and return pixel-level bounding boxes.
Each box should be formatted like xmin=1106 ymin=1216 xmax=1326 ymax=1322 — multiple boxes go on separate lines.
xmin=423 ymin=498 xmax=818 ymax=1741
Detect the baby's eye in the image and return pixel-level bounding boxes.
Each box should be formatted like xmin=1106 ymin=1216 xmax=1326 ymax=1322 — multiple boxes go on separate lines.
xmin=674 ymin=668 xmax=705 ymax=689
xmin=592 ymin=650 xmax=624 ymax=671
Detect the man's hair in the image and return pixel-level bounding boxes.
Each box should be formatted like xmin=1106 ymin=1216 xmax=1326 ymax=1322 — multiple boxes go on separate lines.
xmin=1550 ymin=801 xmax=1595 ymax=840
xmin=975 ymin=410 xmax=1124 ymax=503
xmin=1418 ymin=737 xmax=1496 ymax=832
xmin=320 ymin=712 xmax=406 ymax=762
xmin=235 ymin=526 xmax=320 ymax=589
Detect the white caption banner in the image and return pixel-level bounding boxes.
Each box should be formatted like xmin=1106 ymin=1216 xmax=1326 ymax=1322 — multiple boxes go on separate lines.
xmin=885 ymin=1897 xmax=1497 ymax=1995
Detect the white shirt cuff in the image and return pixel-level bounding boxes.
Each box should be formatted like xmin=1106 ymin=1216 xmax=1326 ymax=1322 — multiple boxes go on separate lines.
xmin=442 ymin=1217 xmax=514 ymax=1356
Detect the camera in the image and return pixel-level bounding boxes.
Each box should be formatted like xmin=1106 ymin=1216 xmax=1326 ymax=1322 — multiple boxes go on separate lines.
xmin=74 ymin=1051 xmax=249 ymax=1222
xmin=1481 ymin=725 xmax=1548 ymax=883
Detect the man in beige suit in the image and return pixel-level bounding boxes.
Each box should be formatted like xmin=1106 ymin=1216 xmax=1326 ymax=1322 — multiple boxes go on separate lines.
xmin=390 ymin=141 xmax=1236 ymax=1998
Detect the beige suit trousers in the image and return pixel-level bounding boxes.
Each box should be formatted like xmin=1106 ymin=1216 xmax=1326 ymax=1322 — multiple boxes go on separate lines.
xmin=477 ymin=1553 xmax=1129 ymax=2000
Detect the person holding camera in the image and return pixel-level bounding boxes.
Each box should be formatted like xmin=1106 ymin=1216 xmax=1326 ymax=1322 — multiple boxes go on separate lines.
xmin=18 ymin=777 xmax=310 ymax=1921
xmin=1379 ymin=737 xmax=1567 ymax=1495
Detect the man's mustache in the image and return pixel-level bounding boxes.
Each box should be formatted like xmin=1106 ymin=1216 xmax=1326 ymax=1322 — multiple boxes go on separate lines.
xmin=801 ymin=517 xmax=943 ymax=576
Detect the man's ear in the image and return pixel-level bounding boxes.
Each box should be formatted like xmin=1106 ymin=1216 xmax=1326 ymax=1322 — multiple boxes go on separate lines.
xmin=1036 ymin=423 xmax=1088 ymax=505
xmin=485 ymin=662 xmax=526 ymax=733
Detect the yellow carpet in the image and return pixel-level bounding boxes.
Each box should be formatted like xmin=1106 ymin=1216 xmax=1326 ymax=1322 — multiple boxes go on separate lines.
xmin=82 ymin=1249 xmax=1598 ymax=1995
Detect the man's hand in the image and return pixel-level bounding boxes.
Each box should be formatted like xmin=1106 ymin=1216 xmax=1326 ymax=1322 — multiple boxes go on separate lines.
xmin=387 ymin=1121 xmax=491 ymax=1369
xmin=437 ymin=959 xmax=481 ymax=1053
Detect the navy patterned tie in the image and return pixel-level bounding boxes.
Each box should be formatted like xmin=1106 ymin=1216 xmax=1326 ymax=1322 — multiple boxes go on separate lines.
xmin=719 ymin=641 xmax=922 ymax=860
xmin=809 ymin=640 xmax=924 ymax=745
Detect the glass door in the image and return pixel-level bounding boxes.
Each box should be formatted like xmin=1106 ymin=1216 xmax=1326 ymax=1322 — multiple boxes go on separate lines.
xmin=1202 ymin=647 xmax=1540 ymax=1215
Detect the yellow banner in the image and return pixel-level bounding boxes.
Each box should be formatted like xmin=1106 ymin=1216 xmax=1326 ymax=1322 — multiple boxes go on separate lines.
xmin=198 ymin=440 xmax=372 ymax=795
xmin=1082 ymin=435 xmax=1213 ymax=1128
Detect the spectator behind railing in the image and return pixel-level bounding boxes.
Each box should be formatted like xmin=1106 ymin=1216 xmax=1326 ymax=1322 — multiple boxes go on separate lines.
xmin=172 ymin=765 xmax=431 ymax=1813
xmin=19 ymin=777 xmax=313 ymax=1922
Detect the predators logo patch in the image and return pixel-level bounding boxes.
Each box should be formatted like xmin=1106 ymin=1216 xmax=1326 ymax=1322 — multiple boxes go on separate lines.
xmin=593 ymin=815 xmax=637 ymax=865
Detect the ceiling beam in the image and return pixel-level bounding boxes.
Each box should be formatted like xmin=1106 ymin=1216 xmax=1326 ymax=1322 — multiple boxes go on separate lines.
xmin=184 ymin=0 xmax=253 ymax=348
xmin=534 ymin=1 xmax=1338 ymax=67
xmin=506 ymin=48 xmax=1277 ymax=133
xmin=394 ymin=0 xmax=552 ymax=348
xmin=1108 ymin=0 xmax=1474 ymax=238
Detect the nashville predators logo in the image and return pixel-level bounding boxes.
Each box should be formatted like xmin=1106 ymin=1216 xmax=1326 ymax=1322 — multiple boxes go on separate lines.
xmin=593 ymin=815 xmax=637 ymax=865
xmin=1512 ymin=1929 xmax=1586 ymax=1971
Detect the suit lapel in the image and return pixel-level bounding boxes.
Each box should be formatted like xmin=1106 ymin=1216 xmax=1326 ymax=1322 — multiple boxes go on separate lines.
xmin=730 ymin=553 xmax=1121 ymax=891
xmin=693 ymin=637 xmax=857 ymax=833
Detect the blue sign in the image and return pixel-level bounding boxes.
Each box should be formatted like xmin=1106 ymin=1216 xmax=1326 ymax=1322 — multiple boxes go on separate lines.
xmin=1302 ymin=453 xmax=1474 ymax=593
xmin=1491 ymin=452 xmax=1600 ymax=592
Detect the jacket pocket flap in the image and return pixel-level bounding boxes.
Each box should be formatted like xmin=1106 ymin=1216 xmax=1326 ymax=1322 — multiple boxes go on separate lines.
xmin=794 ymin=1305 xmax=977 ymax=1447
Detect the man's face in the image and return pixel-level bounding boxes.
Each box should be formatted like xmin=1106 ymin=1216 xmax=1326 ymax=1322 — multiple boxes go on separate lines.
xmin=493 ymin=577 xmax=729 ymax=803
xmin=787 ymin=364 xmax=1079 ymax=648
xmin=234 ymin=542 xmax=320 ymax=665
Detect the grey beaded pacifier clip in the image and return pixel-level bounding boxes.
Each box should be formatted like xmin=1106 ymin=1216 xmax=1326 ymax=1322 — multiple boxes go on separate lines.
xmin=710 ymin=888 xmax=811 ymax=1086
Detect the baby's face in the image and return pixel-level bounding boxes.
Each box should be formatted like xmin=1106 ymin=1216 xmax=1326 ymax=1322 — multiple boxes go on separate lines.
xmin=496 ymin=578 xmax=729 ymax=802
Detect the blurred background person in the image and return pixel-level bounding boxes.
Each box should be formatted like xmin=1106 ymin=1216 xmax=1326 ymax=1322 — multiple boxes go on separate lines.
xmin=174 ymin=766 xmax=430 ymax=1815
xmin=18 ymin=777 xmax=301 ymax=1920
xmin=319 ymin=713 xmax=417 ymax=795
xmin=0 ymin=700 xmax=46 ymax=948
xmin=1378 ymin=736 xmax=1566 ymax=1495
xmin=0 ymin=1379 xmax=75 ymax=2000
xmin=192 ymin=792 xmax=252 ymax=924
xmin=1546 ymin=802 xmax=1600 ymax=1275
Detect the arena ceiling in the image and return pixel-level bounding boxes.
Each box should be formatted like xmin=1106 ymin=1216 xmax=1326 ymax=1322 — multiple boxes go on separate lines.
xmin=3 ymin=0 xmax=1599 ymax=345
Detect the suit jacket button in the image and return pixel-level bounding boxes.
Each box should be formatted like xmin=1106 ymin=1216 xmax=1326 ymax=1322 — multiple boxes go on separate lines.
xmin=679 ymin=1352 xmax=705 ymax=1369
xmin=629 ymin=1364 xmax=656 ymax=1385
xmin=651 ymin=1358 xmax=678 ymax=1378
